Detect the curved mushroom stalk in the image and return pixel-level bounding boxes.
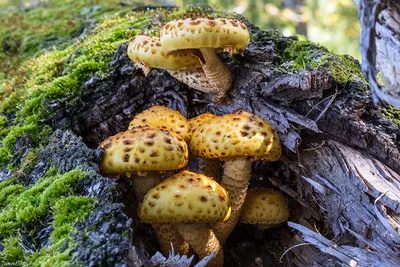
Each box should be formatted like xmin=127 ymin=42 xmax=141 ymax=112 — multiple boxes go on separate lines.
xmin=212 ymin=157 xmax=252 ymax=244
xmin=198 ymin=47 xmax=232 ymax=104
xmin=175 ymin=223 xmax=223 ymax=267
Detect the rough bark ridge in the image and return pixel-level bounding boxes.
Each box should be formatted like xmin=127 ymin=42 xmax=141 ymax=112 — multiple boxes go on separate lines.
xmin=7 ymin=6 xmax=399 ymax=266
xmin=357 ymin=0 xmax=400 ymax=107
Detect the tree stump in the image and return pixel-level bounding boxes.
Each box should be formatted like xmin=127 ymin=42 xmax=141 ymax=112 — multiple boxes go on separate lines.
xmin=0 ymin=5 xmax=399 ymax=267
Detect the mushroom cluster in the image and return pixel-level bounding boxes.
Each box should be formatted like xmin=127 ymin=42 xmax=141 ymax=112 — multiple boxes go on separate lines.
xmin=127 ymin=17 xmax=250 ymax=104
xmin=99 ymin=105 xmax=290 ymax=266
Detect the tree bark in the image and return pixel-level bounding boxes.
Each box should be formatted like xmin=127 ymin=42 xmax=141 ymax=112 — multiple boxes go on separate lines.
xmin=356 ymin=0 xmax=400 ymax=107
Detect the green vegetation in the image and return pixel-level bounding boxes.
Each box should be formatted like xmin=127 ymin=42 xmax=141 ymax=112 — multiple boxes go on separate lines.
xmin=279 ymin=39 xmax=366 ymax=85
xmin=0 ymin=3 xmax=153 ymax=167
xmin=382 ymin=105 xmax=400 ymax=126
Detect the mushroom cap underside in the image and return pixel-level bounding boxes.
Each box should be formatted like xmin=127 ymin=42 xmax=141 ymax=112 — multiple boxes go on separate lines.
xmin=129 ymin=105 xmax=191 ymax=143
xmin=139 ymin=170 xmax=231 ymax=223
xmin=239 ymin=188 xmax=290 ymax=225
xmin=160 ymin=18 xmax=250 ymax=53
xmin=99 ymin=127 xmax=188 ymax=175
xmin=127 ymin=35 xmax=201 ymax=70
xmin=189 ymin=110 xmax=282 ymax=161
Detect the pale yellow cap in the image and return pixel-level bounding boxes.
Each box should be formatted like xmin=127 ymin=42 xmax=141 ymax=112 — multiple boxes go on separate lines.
xmin=127 ymin=35 xmax=201 ymax=70
xmin=139 ymin=170 xmax=231 ymax=223
xmin=160 ymin=18 xmax=250 ymax=54
xmin=190 ymin=110 xmax=282 ymax=161
xmin=240 ymin=188 xmax=289 ymax=225
xmin=128 ymin=105 xmax=191 ymax=143
xmin=99 ymin=127 xmax=188 ymax=175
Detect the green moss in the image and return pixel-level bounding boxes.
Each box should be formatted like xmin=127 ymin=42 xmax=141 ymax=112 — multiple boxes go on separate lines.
xmin=279 ymin=39 xmax=366 ymax=85
xmin=0 ymin=169 xmax=94 ymax=266
xmin=27 ymin=196 xmax=95 ymax=267
xmin=382 ymin=105 xmax=400 ymax=126
xmin=0 ymin=169 xmax=88 ymax=238
xmin=0 ymin=236 xmax=25 ymax=265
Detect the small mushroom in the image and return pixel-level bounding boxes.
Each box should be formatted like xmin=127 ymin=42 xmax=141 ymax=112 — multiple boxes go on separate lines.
xmin=188 ymin=113 xmax=220 ymax=180
xmin=99 ymin=127 xmax=190 ymax=256
xmin=127 ymin=35 xmax=215 ymax=94
xmin=240 ymin=188 xmax=290 ymax=229
xmin=189 ymin=110 xmax=282 ymax=244
xmin=160 ymin=18 xmax=250 ymax=103
xmin=129 ymin=105 xmax=191 ymax=143
xmin=139 ymin=170 xmax=231 ymax=267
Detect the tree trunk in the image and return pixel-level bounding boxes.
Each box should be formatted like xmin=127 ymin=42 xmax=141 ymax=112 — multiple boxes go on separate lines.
xmin=356 ymin=0 xmax=400 ymax=107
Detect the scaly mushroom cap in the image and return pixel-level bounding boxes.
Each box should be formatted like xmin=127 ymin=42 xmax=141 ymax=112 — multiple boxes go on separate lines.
xmin=127 ymin=35 xmax=201 ymax=71
xmin=160 ymin=18 xmax=250 ymax=54
xmin=99 ymin=127 xmax=188 ymax=175
xmin=240 ymin=188 xmax=289 ymax=225
xmin=188 ymin=113 xmax=217 ymax=132
xmin=139 ymin=170 xmax=231 ymax=224
xmin=190 ymin=110 xmax=282 ymax=161
xmin=128 ymin=105 xmax=191 ymax=143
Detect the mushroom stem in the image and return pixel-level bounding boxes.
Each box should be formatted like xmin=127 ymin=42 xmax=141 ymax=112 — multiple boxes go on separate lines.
xmin=198 ymin=158 xmax=221 ymax=182
xmin=199 ymin=47 xmax=232 ymax=103
xmin=152 ymin=223 xmax=192 ymax=256
xmin=175 ymin=223 xmax=223 ymax=267
xmin=131 ymin=172 xmax=161 ymax=200
xmin=211 ymin=157 xmax=252 ymax=244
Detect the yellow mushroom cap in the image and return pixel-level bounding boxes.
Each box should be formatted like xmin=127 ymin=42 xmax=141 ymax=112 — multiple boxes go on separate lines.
xmin=189 ymin=110 xmax=282 ymax=161
xmin=128 ymin=106 xmax=191 ymax=143
xmin=99 ymin=127 xmax=188 ymax=175
xmin=127 ymin=35 xmax=201 ymax=70
xmin=188 ymin=113 xmax=217 ymax=132
xmin=160 ymin=18 xmax=250 ymax=53
xmin=139 ymin=170 xmax=231 ymax=224
xmin=240 ymin=188 xmax=289 ymax=225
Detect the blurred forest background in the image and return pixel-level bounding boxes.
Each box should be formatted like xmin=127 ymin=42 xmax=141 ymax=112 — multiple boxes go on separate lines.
xmin=0 ymin=0 xmax=360 ymax=76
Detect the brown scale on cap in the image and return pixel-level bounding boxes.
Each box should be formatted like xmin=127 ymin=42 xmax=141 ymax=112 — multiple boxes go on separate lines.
xmin=189 ymin=110 xmax=282 ymax=245
xmin=240 ymin=188 xmax=290 ymax=228
xmin=99 ymin=127 xmax=188 ymax=175
xmin=127 ymin=35 xmax=201 ymax=74
xmin=139 ymin=170 xmax=230 ymax=267
xmin=128 ymin=105 xmax=191 ymax=143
